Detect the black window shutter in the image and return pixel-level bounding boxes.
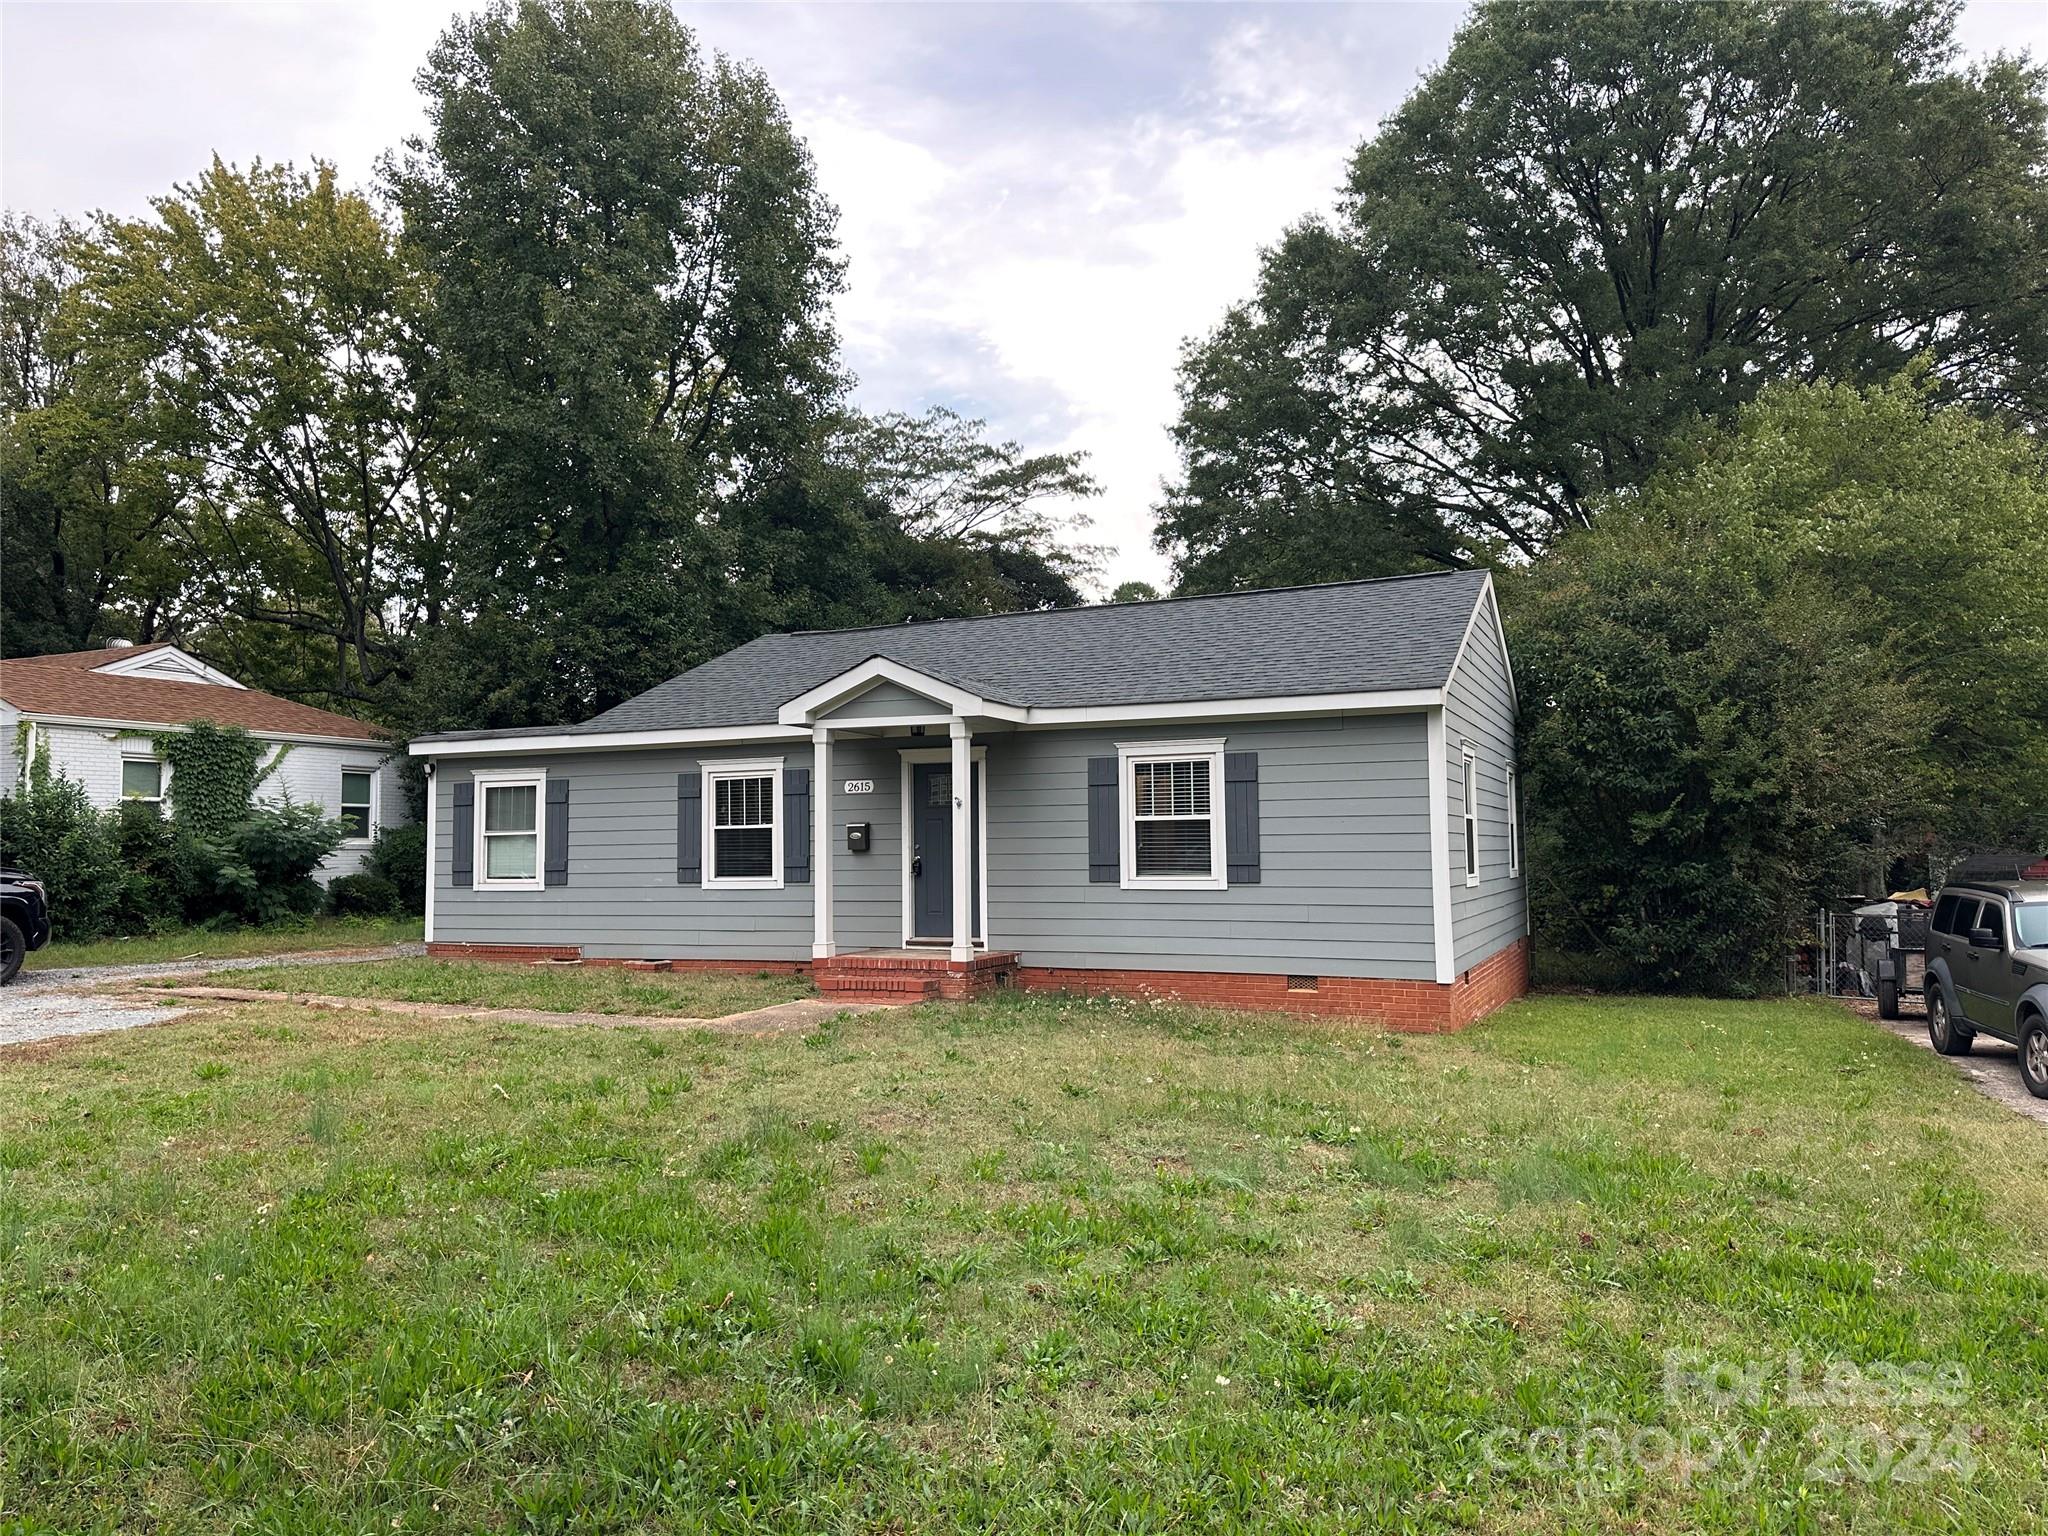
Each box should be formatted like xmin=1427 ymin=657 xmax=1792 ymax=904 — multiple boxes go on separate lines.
xmin=1225 ymin=751 xmax=1261 ymax=884
xmin=450 ymin=780 xmax=474 ymax=888
xmin=677 ymin=770 xmax=702 ymax=884
xmin=784 ymin=765 xmax=811 ymax=884
xmin=1087 ymin=756 xmax=1119 ymax=883
xmin=544 ymin=779 xmax=570 ymax=886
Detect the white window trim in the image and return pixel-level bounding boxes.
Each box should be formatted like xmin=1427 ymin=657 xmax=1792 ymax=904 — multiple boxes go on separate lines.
xmin=120 ymin=753 xmax=167 ymax=806
xmin=1505 ymin=764 xmax=1520 ymax=878
xmin=473 ymin=767 xmax=547 ymax=892
xmin=1461 ymin=744 xmax=1479 ymax=887
xmin=339 ymin=766 xmax=379 ymax=846
xmin=1116 ymin=738 xmax=1227 ymax=892
xmin=702 ymin=758 xmax=784 ymax=890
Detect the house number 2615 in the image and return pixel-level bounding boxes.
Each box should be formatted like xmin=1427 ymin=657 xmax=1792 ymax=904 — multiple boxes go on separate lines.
xmin=843 ymin=779 xmax=875 ymax=795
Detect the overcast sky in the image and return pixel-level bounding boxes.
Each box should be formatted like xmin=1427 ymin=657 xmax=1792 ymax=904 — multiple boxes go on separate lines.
xmin=5 ymin=2 xmax=2044 ymax=590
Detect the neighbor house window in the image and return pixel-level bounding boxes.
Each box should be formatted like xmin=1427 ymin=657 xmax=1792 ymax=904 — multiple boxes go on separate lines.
xmin=1506 ymin=765 xmax=1520 ymax=877
xmin=475 ymin=772 xmax=544 ymax=890
xmin=704 ymin=762 xmax=782 ymax=888
xmin=1119 ymin=740 xmax=1226 ymax=891
xmin=121 ymin=756 xmax=165 ymax=805
xmin=339 ymin=769 xmax=376 ymax=841
xmin=1461 ymin=745 xmax=1479 ymax=886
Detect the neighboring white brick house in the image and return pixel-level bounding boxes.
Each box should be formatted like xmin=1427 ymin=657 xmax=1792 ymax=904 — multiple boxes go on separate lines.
xmin=1 ymin=642 xmax=405 ymax=881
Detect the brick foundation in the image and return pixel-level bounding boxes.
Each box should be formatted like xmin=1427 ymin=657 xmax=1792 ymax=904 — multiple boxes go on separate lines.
xmin=425 ymin=942 xmax=583 ymax=964
xmin=1013 ymin=936 xmax=1531 ymax=1032
xmin=421 ymin=937 xmax=1531 ymax=1030
xmin=425 ymin=943 xmax=808 ymax=975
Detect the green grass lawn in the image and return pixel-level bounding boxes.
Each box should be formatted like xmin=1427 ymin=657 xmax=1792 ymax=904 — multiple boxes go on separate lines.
xmin=216 ymin=956 xmax=814 ymax=1018
xmin=3 ymin=991 xmax=2044 ymax=1533
xmin=26 ymin=915 xmax=423 ymax=971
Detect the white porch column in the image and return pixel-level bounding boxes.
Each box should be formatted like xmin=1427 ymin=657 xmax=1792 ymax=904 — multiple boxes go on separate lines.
xmin=812 ymin=727 xmax=835 ymax=959
xmin=422 ymin=760 xmax=437 ymax=944
xmin=949 ymin=718 xmax=973 ymax=962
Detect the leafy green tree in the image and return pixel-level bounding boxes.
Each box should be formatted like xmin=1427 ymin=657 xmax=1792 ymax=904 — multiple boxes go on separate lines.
xmin=391 ymin=0 xmax=845 ymax=724
xmin=70 ymin=161 xmax=444 ymax=707
xmin=1513 ymin=374 xmax=2048 ymax=991
xmin=1109 ymin=581 xmax=1161 ymax=605
xmin=1 ymin=213 xmax=190 ymax=655
xmin=836 ymin=406 xmax=1102 ymax=620
xmin=1159 ymin=0 xmax=2048 ymax=591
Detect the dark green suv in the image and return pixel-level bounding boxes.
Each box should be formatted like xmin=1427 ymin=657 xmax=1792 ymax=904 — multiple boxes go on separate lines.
xmin=1924 ymin=878 xmax=2048 ymax=1099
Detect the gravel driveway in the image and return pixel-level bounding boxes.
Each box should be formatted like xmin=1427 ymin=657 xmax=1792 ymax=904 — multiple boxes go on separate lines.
xmin=2 ymin=943 xmax=424 ymax=1051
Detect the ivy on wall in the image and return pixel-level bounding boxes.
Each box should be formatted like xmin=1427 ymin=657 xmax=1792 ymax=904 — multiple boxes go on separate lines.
xmin=153 ymin=721 xmax=264 ymax=840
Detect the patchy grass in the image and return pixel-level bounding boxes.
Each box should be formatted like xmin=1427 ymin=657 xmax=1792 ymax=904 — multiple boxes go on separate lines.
xmin=25 ymin=915 xmax=422 ymax=971
xmin=216 ymin=956 xmax=813 ymax=1018
xmin=2 ymin=991 xmax=2044 ymax=1533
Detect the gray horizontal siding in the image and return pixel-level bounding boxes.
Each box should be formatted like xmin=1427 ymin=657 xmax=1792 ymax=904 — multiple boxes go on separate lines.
xmin=986 ymin=715 xmax=1435 ymax=979
xmin=433 ymin=747 xmax=813 ymax=961
xmin=823 ymin=681 xmax=949 ymax=721
xmin=431 ymin=714 xmax=1439 ymax=979
xmin=1445 ymin=589 xmax=1526 ymax=972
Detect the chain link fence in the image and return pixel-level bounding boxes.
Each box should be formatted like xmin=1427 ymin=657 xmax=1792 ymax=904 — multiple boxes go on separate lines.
xmin=1788 ymin=904 xmax=1927 ymax=1001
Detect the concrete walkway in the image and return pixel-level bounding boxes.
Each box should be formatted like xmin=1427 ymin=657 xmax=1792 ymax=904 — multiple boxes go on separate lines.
xmin=120 ymin=982 xmax=881 ymax=1037
xmin=1843 ymin=997 xmax=2048 ymax=1128
xmin=2 ymin=944 xmax=425 ymax=1051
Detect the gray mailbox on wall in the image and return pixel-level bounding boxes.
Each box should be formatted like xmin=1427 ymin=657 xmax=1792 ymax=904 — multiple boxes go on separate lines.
xmin=845 ymin=822 xmax=870 ymax=853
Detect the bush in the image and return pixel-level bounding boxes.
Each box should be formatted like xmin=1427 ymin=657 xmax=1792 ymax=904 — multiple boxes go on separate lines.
xmin=327 ymin=872 xmax=401 ymax=917
xmin=111 ymin=799 xmax=179 ymax=934
xmin=179 ymin=800 xmax=350 ymax=927
xmin=366 ymin=822 xmax=426 ymax=915
xmin=0 ymin=762 xmax=127 ymax=940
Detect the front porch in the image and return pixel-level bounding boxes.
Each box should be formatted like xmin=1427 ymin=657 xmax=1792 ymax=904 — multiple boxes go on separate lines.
xmin=793 ymin=658 xmax=1011 ymax=966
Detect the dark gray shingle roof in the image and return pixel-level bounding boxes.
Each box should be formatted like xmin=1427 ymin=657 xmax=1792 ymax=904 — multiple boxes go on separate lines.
xmin=418 ymin=570 xmax=1490 ymax=742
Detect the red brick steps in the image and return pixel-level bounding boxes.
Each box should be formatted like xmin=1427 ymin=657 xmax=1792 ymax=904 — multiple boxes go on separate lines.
xmin=813 ymin=948 xmax=1019 ymax=1003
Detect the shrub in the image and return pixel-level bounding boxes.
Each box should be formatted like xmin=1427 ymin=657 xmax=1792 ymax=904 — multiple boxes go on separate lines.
xmin=0 ymin=762 xmax=126 ymax=940
xmin=111 ymin=799 xmax=180 ymax=934
xmin=366 ymin=822 xmax=426 ymax=915
xmin=179 ymin=800 xmax=350 ymax=927
xmin=327 ymin=872 xmax=400 ymax=917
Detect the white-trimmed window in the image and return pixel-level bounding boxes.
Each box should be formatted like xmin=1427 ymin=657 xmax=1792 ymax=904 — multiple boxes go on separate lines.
xmin=475 ymin=771 xmax=545 ymax=890
xmin=704 ymin=761 xmax=782 ymax=888
xmin=121 ymin=756 xmax=165 ymax=805
xmin=339 ymin=769 xmax=377 ymax=841
xmin=1119 ymin=740 xmax=1227 ymax=891
xmin=1505 ymin=765 xmax=1520 ymax=877
xmin=1461 ymin=745 xmax=1479 ymax=886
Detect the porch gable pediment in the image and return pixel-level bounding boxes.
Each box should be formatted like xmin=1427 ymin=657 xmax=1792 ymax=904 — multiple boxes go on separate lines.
xmin=776 ymin=656 xmax=1023 ymax=727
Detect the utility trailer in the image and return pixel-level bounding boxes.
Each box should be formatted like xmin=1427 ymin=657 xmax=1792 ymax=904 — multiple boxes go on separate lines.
xmin=1872 ymin=904 xmax=1930 ymax=1020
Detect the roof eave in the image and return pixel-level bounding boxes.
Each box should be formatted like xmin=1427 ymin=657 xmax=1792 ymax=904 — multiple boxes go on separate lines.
xmin=410 ymin=686 xmax=1446 ymax=757
xmin=10 ymin=708 xmax=390 ymax=749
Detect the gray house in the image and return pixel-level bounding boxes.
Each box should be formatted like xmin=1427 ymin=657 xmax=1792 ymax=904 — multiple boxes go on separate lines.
xmin=412 ymin=571 xmax=1528 ymax=1027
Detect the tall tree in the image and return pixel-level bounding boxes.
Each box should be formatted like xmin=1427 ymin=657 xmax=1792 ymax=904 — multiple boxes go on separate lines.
xmin=836 ymin=406 xmax=1102 ymax=619
xmin=65 ymin=162 xmax=445 ymax=705
xmin=1512 ymin=373 xmax=2048 ymax=991
xmin=390 ymin=0 xmax=845 ymax=727
xmin=0 ymin=214 xmax=188 ymax=655
xmin=1158 ymin=0 xmax=2048 ymax=591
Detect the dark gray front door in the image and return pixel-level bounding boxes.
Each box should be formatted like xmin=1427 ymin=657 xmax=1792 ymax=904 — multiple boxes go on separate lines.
xmin=911 ymin=761 xmax=981 ymax=941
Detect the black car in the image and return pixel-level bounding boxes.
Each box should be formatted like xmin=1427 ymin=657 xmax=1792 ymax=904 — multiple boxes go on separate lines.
xmin=1 ymin=866 xmax=52 ymax=984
